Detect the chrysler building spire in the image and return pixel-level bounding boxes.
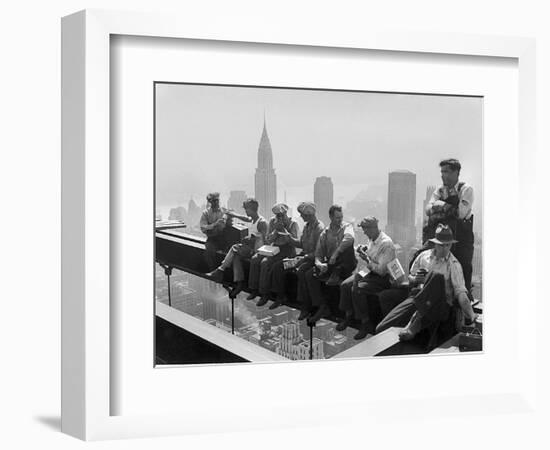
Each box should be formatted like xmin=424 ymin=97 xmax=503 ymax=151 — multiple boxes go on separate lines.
xmin=254 ymin=114 xmax=277 ymax=216
xmin=257 ymin=114 xmax=273 ymax=169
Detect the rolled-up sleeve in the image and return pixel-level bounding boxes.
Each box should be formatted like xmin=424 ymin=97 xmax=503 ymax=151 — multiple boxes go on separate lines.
xmin=338 ymin=224 xmax=355 ymax=252
xmin=450 ymin=261 xmax=468 ymax=298
xmin=426 ymin=189 xmax=441 ymax=215
xmin=371 ymin=242 xmax=396 ymax=275
xmin=200 ymin=211 xmax=210 ymax=233
xmin=289 ymin=221 xmax=299 ymax=239
xmin=315 ymin=232 xmax=326 ymax=261
xmin=458 ymin=185 xmax=474 ymax=219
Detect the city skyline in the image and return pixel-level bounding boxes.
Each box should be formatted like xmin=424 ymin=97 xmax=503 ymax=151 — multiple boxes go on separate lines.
xmin=155 ymin=83 xmax=483 ymax=228
xmin=154 ymin=82 xmax=484 ymax=365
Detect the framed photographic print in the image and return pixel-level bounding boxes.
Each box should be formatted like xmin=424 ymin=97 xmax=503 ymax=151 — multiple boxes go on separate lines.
xmin=62 ymin=9 xmax=537 ymax=440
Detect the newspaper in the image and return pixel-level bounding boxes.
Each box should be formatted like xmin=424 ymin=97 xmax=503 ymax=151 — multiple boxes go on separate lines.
xmin=386 ymin=258 xmax=406 ymax=281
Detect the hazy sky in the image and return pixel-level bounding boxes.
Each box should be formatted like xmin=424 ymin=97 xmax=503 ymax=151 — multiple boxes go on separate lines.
xmin=155 ymin=83 xmax=482 ymax=221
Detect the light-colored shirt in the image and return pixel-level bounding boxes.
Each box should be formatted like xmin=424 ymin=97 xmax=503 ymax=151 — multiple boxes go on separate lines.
xmin=410 ymin=249 xmax=468 ymax=305
xmin=300 ymin=219 xmax=324 ymax=257
xmin=363 ymin=231 xmax=396 ymax=276
xmin=266 ymin=216 xmax=300 ymax=247
xmin=200 ymin=208 xmax=224 ymax=237
xmin=245 ymin=216 xmax=267 ymax=251
xmin=426 ymin=181 xmax=474 ymax=220
xmin=316 ymin=222 xmax=354 ymax=260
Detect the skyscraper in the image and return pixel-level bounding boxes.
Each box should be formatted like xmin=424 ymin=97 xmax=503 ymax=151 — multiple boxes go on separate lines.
xmin=228 ymin=190 xmax=247 ymax=213
xmin=386 ymin=170 xmax=417 ymax=247
xmin=254 ymin=117 xmax=277 ymax=217
xmin=422 ymin=185 xmax=436 ymax=229
xmin=314 ymin=176 xmax=333 ymax=226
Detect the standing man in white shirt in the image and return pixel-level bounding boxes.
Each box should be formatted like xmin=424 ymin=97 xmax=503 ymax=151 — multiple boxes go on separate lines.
xmin=425 ymin=158 xmax=475 ymax=293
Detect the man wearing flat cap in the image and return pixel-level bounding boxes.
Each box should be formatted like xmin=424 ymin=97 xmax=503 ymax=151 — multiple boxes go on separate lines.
xmin=376 ymin=224 xmax=477 ymax=342
xmin=268 ymin=201 xmax=325 ymax=311
xmin=336 ymin=216 xmax=396 ymax=340
xmin=200 ymin=192 xmax=227 ymax=270
xmin=247 ymin=203 xmax=299 ymax=307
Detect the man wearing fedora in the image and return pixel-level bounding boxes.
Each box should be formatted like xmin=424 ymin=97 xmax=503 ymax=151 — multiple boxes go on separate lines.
xmin=246 ymin=203 xmax=299 ymax=307
xmin=336 ymin=216 xmax=396 ymax=340
xmin=375 ymin=223 xmax=476 ymax=341
xmin=268 ymin=201 xmax=325 ymax=312
xmin=425 ymin=158 xmax=475 ymax=294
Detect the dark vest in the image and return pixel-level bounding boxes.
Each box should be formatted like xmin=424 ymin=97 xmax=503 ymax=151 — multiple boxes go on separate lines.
xmin=423 ymin=182 xmax=473 ymax=245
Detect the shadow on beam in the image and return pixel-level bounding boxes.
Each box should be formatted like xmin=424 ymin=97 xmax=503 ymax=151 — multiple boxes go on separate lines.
xmin=155 ymin=316 xmax=249 ymax=365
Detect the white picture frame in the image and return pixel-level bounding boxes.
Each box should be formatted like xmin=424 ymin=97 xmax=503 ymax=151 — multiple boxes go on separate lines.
xmin=61 ymin=9 xmax=537 ymax=441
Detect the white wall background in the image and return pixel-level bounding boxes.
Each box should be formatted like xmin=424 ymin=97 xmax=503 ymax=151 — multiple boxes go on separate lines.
xmin=1 ymin=1 xmax=548 ymax=448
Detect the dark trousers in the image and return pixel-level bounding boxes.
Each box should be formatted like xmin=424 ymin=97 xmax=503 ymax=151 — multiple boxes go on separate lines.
xmin=339 ymin=272 xmax=391 ymax=323
xmin=305 ymin=261 xmax=356 ymax=308
xmin=205 ymin=236 xmax=225 ymax=271
xmin=295 ymin=259 xmax=316 ymax=310
xmin=248 ymin=246 xmax=293 ymax=294
xmin=270 ymin=258 xmax=315 ymax=303
xmin=452 ymin=243 xmax=474 ymax=293
xmin=375 ymin=272 xmax=448 ymax=334
xmin=378 ymin=287 xmax=409 ymax=318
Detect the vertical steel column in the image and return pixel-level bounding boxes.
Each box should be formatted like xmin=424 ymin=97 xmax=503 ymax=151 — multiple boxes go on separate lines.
xmin=167 ymin=273 xmax=171 ymax=307
xmin=231 ymin=297 xmax=235 ymax=335
xmin=309 ymin=324 xmax=313 ymax=360
xmin=162 ymin=265 xmax=173 ymax=307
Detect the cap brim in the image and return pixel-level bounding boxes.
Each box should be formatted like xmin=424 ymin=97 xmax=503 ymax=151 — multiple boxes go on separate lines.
xmin=429 ymin=238 xmax=459 ymax=244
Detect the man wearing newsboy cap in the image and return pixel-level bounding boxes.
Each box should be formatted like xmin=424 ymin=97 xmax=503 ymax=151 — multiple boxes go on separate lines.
xmin=200 ymin=192 xmax=227 ymax=270
xmin=246 ymin=203 xmax=300 ymax=308
xmin=375 ymin=224 xmax=477 ymax=342
xmin=268 ymin=201 xmax=325 ymax=312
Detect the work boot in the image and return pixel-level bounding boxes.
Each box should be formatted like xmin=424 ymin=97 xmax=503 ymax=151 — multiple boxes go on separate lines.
xmin=398 ymin=312 xmax=423 ymax=341
xmin=229 ymin=282 xmax=244 ymax=298
xmin=206 ymin=268 xmax=224 ymax=283
xmin=246 ymin=290 xmax=259 ymax=301
xmin=325 ymin=272 xmax=342 ymax=286
xmin=269 ymin=300 xmax=282 ymax=310
xmin=336 ymin=315 xmax=352 ymax=332
xmin=256 ymin=295 xmax=269 ymax=307
xmin=354 ymin=322 xmax=374 ymax=340
xmin=298 ymin=309 xmax=311 ymax=321
xmin=269 ymin=294 xmax=286 ymax=310
xmin=309 ymin=304 xmax=330 ymax=323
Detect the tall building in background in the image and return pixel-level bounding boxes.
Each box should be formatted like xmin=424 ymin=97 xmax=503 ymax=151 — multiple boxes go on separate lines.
xmin=386 ymin=170 xmax=417 ymax=249
xmin=254 ymin=117 xmax=277 ymax=217
xmin=314 ymin=176 xmax=334 ymax=226
xmin=228 ymin=190 xmax=247 ymax=213
xmin=422 ymin=185 xmax=436 ymax=229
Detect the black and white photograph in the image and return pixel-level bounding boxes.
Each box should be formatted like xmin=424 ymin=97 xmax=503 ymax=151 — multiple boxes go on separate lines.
xmin=154 ymin=82 xmax=483 ymax=365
